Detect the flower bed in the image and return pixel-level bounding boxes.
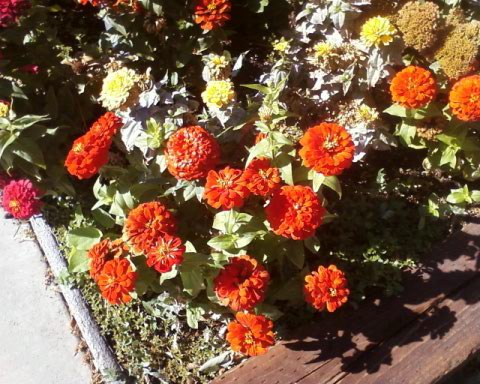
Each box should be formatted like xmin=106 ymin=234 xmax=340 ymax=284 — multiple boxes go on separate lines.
xmin=1 ymin=0 xmax=479 ymax=382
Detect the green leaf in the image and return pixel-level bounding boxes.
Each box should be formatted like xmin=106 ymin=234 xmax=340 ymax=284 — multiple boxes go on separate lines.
xmin=446 ymin=186 xmax=471 ymax=205
xmin=212 ymin=210 xmax=253 ymax=234
xmin=180 ymin=268 xmax=205 ymax=297
xmin=304 ymin=235 xmax=321 ymax=253
xmin=208 ymin=234 xmax=237 ymax=250
xmin=383 ymin=104 xmax=408 ymax=118
xmin=255 ymin=303 xmax=283 ymax=320
xmin=67 ymin=227 xmax=103 ymax=250
xmin=186 ymin=303 xmax=206 ymax=329
xmin=241 ymin=84 xmax=270 ymax=94
xmin=309 ymin=170 xmax=325 ymax=192
xmin=91 ymin=208 xmax=115 ymax=229
xmin=10 ymin=138 xmax=46 ymax=169
xmin=471 ymin=191 xmax=480 ymax=203
xmin=159 ymin=267 xmax=178 ymax=285
xmin=67 ymin=248 xmax=89 ymax=273
xmin=286 ymin=241 xmax=305 ymax=269
xmin=11 ymin=114 xmax=49 ymax=130
xmin=323 ymin=176 xmax=342 ymax=197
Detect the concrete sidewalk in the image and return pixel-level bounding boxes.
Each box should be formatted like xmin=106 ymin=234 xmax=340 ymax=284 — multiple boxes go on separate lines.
xmin=0 ymin=214 xmax=91 ymax=384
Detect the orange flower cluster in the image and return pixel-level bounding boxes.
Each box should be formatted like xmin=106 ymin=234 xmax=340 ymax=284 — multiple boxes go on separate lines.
xmin=146 ymin=234 xmax=185 ymax=273
xmin=304 ymin=265 xmax=349 ymax=313
xmin=390 ymin=66 xmax=437 ymax=109
xmin=203 ymin=166 xmax=250 ymax=210
xmin=87 ymin=238 xmax=136 ymax=305
xmin=194 ymin=0 xmax=231 ymax=31
xmin=214 ymin=255 xmax=270 ymax=311
xmin=97 ymin=258 xmax=137 ymax=305
xmin=65 ymin=112 xmax=122 ymax=179
xmin=299 ymin=123 xmax=355 ymax=176
xmin=265 ymin=185 xmax=325 ymax=240
xmin=165 ymin=126 xmax=220 ymax=181
xmin=226 ymin=312 xmax=275 ymax=357
xmin=123 ymin=201 xmax=177 ymax=254
xmin=449 ymin=75 xmax=480 ymax=122
xmin=243 ymin=158 xmax=281 ymax=197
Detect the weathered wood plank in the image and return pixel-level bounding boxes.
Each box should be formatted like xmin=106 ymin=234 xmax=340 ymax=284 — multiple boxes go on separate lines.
xmin=334 ymin=276 xmax=480 ymax=384
xmin=213 ymin=222 xmax=480 ymax=384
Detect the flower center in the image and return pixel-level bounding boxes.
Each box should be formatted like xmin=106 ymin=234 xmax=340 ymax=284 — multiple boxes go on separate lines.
xmin=323 ymin=136 xmax=338 ymax=151
xmin=73 ymin=143 xmax=84 ymax=153
xmin=218 ymin=177 xmax=233 ymax=189
xmin=244 ymin=331 xmax=255 ymax=345
xmin=470 ymin=94 xmax=479 ymax=104
xmin=8 ymin=199 xmax=20 ymax=213
xmin=329 ymin=287 xmax=338 ymax=297
xmin=207 ymin=2 xmax=217 ymax=11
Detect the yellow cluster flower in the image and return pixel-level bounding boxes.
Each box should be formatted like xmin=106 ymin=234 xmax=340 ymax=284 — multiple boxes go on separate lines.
xmin=272 ymin=37 xmax=291 ymax=53
xmin=360 ymin=16 xmax=396 ymax=48
xmin=100 ymin=68 xmax=140 ymax=110
xmin=356 ymin=105 xmax=379 ymax=123
xmin=205 ymin=53 xmax=231 ymax=79
xmin=0 ymin=101 xmax=9 ymax=118
xmin=313 ymin=42 xmax=334 ymax=59
xmin=201 ymin=80 xmax=235 ymax=109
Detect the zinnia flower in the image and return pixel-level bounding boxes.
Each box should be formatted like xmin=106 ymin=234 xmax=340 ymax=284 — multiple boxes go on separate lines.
xmin=203 ymin=167 xmax=250 ymax=210
xmin=299 ymin=122 xmax=355 ymax=176
xmin=19 ymin=64 xmax=39 ymax=74
xmin=165 ymin=126 xmax=220 ymax=181
xmin=87 ymin=238 xmax=129 ymax=282
xmin=449 ymin=75 xmax=480 ymax=122
xmin=0 ymin=100 xmax=9 ymax=117
xmin=226 ymin=312 xmax=275 ymax=357
xmin=2 ymin=179 xmax=42 ymax=219
xmin=360 ymin=16 xmax=396 ymax=48
xmin=194 ymin=0 xmax=231 ymax=31
xmin=97 ymin=258 xmax=137 ymax=305
xmin=214 ymin=255 xmax=270 ymax=311
xmin=146 ymin=234 xmax=185 ymax=273
xmin=304 ymin=265 xmax=350 ymax=313
xmin=201 ymin=80 xmax=235 ymax=109
xmin=65 ymin=113 xmax=122 ymax=179
xmin=390 ymin=66 xmax=437 ymax=109
xmin=123 ymin=201 xmax=177 ymax=254
xmin=0 ymin=0 xmax=29 ymax=28
xmin=243 ymin=158 xmax=281 ymax=197
xmin=265 ymin=185 xmax=324 ymax=240
xmin=99 ymin=68 xmax=140 ymax=111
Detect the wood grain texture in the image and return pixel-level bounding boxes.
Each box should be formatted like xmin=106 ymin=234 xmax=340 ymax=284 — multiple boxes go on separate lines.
xmin=213 ymin=222 xmax=480 ymax=384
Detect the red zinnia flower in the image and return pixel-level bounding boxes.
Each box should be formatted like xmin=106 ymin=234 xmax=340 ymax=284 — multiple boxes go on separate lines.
xmin=87 ymin=238 xmax=129 ymax=282
xmin=449 ymin=75 xmax=480 ymax=122
xmin=64 ymin=113 xmax=122 ymax=180
xmin=214 ymin=255 xmax=270 ymax=311
xmin=165 ymin=126 xmax=220 ymax=181
xmin=0 ymin=0 xmax=29 ymax=28
xmin=226 ymin=312 xmax=275 ymax=357
xmin=390 ymin=66 xmax=437 ymax=109
xmin=123 ymin=201 xmax=177 ymax=254
xmin=299 ymin=122 xmax=355 ymax=176
xmin=265 ymin=185 xmax=324 ymax=240
xmin=243 ymin=158 xmax=281 ymax=197
xmin=194 ymin=0 xmax=231 ymax=31
xmin=2 ymin=179 xmax=42 ymax=219
xmin=146 ymin=234 xmax=185 ymax=273
xmin=203 ymin=167 xmax=250 ymax=210
xmin=97 ymin=258 xmax=137 ymax=305
xmin=304 ymin=265 xmax=350 ymax=313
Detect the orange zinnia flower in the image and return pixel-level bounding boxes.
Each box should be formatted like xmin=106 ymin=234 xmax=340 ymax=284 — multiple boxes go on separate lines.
xmin=449 ymin=75 xmax=480 ymax=122
xmin=304 ymin=265 xmax=350 ymax=313
xmin=390 ymin=66 xmax=437 ymax=109
xmin=65 ymin=113 xmax=122 ymax=180
xmin=214 ymin=255 xmax=270 ymax=311
xmin=165 ymin=126 xmax=220 ymax=181
xmin=299 ymin=123 xmax=355 ymax=176
xmin=226 ymin=312 xmax=275 ymax=357
xmin=97 ymin=258 xmax=137 ymax=305
xmin=265 ymin=185 xmax=325 ymax=240
xmin=243 ymin=158 xmax=281 ymax=197
xmin=123 ymin=201 xmax=177 ymax=254
xmin=203 ymin=167 xmax=250 ymax=210
xmin=87 ymin=238 xmax=129 ymax=281
xmin=146 ymin=234 xmax=185 ymax=273
xmin=194 ymin=0 xmax=231 ymax=31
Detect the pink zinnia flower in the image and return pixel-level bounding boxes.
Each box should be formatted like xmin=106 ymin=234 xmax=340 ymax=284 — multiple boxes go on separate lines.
xmin=0 ymin=0 xmax=29 ymax=28
xmin=2 ymin=179 xmax=43 ymax=219
xmin=19 ymin=64 xmax=39 ymax=74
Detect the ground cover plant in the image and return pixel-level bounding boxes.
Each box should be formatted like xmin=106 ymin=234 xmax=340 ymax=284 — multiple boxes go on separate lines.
xmin=0 ymin=0 xmax=479 ymax=382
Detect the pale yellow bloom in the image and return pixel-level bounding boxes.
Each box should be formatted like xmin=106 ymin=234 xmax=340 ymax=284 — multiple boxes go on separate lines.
xmin=201 ymin=80 xmax=235 ymax=109
xmin=100 ymin=68 xmax=140 ymax=110
xmin=313 ymin=42 xmax=334 ymax=59
xmin=356 ymin=105 xmax=379 ymax=123
xmin=272 ymin=38 xmax=291 ymax=53
xmin=205 ymin=53 xmax=231 ymax=79
xmin=0 ymin=101 xmax=9 ymax=118
xmin=360 ymin=16 xmax=396 ymax=47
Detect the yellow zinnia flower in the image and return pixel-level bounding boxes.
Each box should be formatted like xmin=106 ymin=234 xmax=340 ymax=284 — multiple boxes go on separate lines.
xmin=313 ymin=42 xmax=334 ymax=59
xmin=360 ymin=16 xmax=396 ymax=48
xmin=272 ymin=37 xmax=291 ymax=53
xmin=201 ymin=80 xmax=235 ymax=109
xmin=0 ymin=101 xmax=9 ymax=118
xmin=100 ymin=68 xmax=139 ymax=110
